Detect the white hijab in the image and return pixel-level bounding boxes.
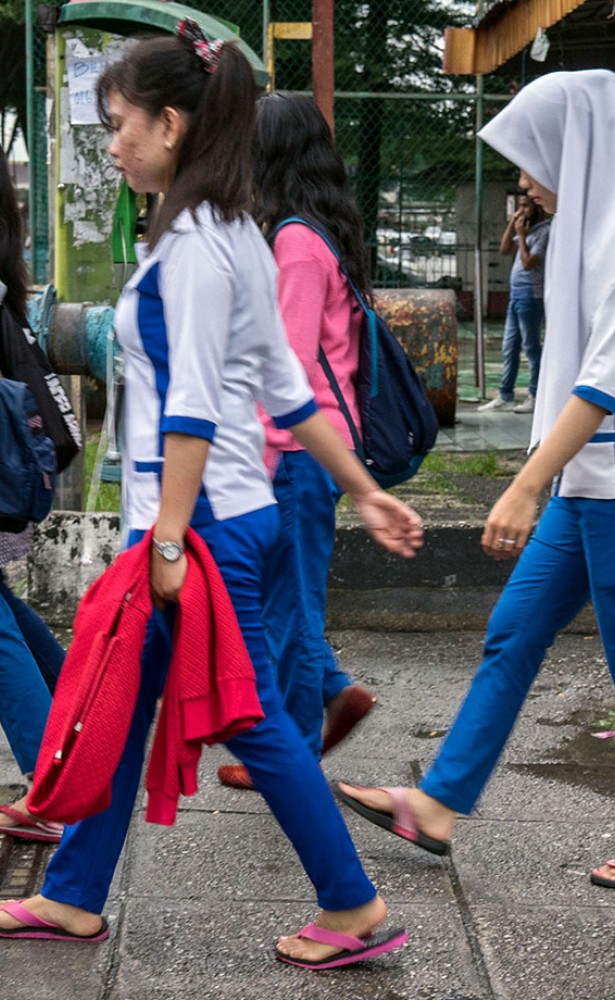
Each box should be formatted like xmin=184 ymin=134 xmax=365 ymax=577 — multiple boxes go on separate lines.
xmin=479 ymin=70 xmax=615 ymax=449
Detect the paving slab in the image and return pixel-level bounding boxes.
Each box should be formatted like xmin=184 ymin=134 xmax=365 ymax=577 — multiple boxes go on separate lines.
xmin=106 ymin=900 xmax=484 ymax=1000
xmin=2 ymin=627 xmax=615 ymax=1000
xmin=472 ymin=905 xmax=615 ymax=1000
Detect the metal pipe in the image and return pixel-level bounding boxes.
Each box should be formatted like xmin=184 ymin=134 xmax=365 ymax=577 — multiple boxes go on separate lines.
xmin=47 ymin=302 xmax=115 ymax=383
xmin=474 ymin=72 xmax=486 ymax=398
xmin=262 ymin=0 xmax=270 ymax=65
xmin=25 ymin=0 xmax=35 ymax=277
xmin=312 ymin=0 xmax=335 ymax=134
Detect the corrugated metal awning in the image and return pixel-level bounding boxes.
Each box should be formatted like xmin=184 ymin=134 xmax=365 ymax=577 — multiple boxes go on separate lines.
xmin=443 ymin=0 xmax=586 ymax=74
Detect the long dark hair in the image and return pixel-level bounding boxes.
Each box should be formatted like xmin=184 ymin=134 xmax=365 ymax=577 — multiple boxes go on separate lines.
xmin=97 ymin=35 xmax=256 ymax=247
xmin=253 ymin=92 xmax=372 ymax=298
xmin=0 ymin=146 xmax=29 ymax=321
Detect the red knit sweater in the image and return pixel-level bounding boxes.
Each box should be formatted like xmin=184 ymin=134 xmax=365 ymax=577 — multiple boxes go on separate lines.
xmin=29 ymin=528 xmax=263 ymax=826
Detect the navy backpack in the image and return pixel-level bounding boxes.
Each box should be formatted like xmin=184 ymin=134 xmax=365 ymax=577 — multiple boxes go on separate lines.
xmin=0 ymin=378 xmax=57 ymax=532
xmin=274 ymin=217 xmax=439 ymax=487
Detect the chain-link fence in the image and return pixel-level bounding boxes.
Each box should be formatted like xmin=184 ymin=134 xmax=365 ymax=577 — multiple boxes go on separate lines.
xmin=28 ymin=10 xmax=49 ymax=284
xmin=26 ymin=0 xmax=613 ymax=310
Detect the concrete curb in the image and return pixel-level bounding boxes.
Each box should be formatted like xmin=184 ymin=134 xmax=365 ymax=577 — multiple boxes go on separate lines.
xmin=29 ymin=511 xmax=596 ymax=632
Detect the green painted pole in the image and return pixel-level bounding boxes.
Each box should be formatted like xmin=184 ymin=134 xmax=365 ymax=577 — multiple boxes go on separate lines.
xmin=25 ymin=0 xmax=36 ymax=280
xmin=474 ymin=71 xmax=485 ymax=396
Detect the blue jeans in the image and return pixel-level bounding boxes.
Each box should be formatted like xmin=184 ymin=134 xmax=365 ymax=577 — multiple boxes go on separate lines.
xmin=500 ymin=296 xmax=544 ymax=400
xmin=262 ymin=451 xmax=351 ymax=757
xmin=0 ymin=573 xmax=64 ymax=694
xmin=42 ymin=506 xmax=375 ymax=914
xmin=421 ymin=495 xmax=615 ymax=813
xmin=0 ymin=574 xmax=65 ymax=775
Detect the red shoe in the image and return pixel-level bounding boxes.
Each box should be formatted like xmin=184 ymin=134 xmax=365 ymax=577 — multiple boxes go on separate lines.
xmin=322 ymin=685 xmax=377 ymax=755
xmin=217 ymin=764 xmax=255 ymax=790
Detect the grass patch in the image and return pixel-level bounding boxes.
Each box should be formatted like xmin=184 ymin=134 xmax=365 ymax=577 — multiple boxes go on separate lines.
xmin=83 ymin=432 xmax=121 ymax=513
xmin=412 ymin=451 xmax=507 ymax=495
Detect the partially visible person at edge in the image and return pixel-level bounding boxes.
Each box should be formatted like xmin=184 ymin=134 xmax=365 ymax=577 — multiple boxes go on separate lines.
xmin=478 ymin=192 xmax=550 ymax=414
xmin=217 ymin=91 xmax=377 ymax=792
xmin=336 ymin=72 xmax=615 ymax=894
xmin=0 ymin=146 xmax=65 ymax=844
xmin=0 ymin=28 xmax=424 ymax=969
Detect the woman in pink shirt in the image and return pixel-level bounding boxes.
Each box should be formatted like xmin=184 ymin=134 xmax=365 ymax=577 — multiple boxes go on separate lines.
xmin=218 ymin=92 xmax=376 ymax=789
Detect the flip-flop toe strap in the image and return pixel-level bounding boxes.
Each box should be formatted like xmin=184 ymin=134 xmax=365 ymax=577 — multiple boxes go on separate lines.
xmin=296 ymin=922 xmax=365 ymax=952
xmin=0 ymin=804 xmax=62 ymax=834
xmin=379 ymin=786 xmax=418 ymax=839
xmin=1 ymin=900 xmax=59 ymax=929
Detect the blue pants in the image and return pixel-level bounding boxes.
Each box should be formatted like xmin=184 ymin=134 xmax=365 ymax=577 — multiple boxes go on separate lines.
xmin=42 ymin=506 xmax=375 ymax=914
xmin=421 ymin=495 xmax=615 ymax=814
xmin=262 ymin=451 xmax=351 ymax=757
xmin=500 ymin=296 xmax=544 ymax=400
xmin=0 ymin=574 xmax=64 ymax=694
xmin=0 ymin=574 xmax=64 ymax=775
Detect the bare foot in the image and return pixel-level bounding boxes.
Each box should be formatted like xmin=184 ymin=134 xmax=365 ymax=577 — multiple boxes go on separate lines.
xmin=0 ymin=794 xmax=34 ymax=829
xmin=591 ymin=860 xmax=615 ymax=886
xmin=276 ymin=894 xmax=387 ymax=963
xmin=0 ymin=895 xmax=104 ymax=937
xmin=337 ymin=783 xmax=457 ymax=843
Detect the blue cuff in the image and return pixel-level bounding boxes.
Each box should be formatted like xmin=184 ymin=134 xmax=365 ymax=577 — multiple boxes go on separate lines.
xmin=161 ymin=415 xmax=217 ymax=440
xmin=273 ymin=398 xmax=318 ymax=430
xmin=134 ymin=460 xmax=163 ymax=473
xmin=573 ymin=385 xmax=615 ymax=414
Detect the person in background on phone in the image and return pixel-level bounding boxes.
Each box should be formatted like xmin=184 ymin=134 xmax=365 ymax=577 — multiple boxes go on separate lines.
xmin=478 ymin=193 xmax=550 ymax=414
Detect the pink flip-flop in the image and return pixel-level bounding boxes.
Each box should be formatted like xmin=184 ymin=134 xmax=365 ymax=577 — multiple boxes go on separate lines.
xmin=590 ymin=859 xmax=615 ymax=888
xmin=0 ymin=900 xmax=109 ymax=941
xmin=336 ymin=784 xmax=451 ymax=856
xmin=275 ymin=921 xmax=408 ymax=970
xmin=0 ymin=804 xmax=63 ymax=844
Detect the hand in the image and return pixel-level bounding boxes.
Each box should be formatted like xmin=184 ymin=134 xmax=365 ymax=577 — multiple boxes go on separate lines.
xmin=353 ymin=489 xmax=424 ymax=558
xmin=481 ymin=482 xmax=539 ymax=560
xmin=150 ymin=550 xmax=188 ymax=610
xmin=513 ymin=211 xmax=529 ymax=236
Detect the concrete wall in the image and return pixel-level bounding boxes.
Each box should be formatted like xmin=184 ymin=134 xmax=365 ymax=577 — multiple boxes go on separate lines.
xmin=28 ymin=512 xmax=597 ymax=634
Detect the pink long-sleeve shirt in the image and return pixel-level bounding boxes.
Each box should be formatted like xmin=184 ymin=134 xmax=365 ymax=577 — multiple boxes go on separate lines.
xmin=261 ymin=223 xmax=363 ymax=474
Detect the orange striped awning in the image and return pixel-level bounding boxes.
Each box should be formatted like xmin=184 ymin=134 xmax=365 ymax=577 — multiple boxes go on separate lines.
xmin=443 ymin=0 xmax=586 ymax=75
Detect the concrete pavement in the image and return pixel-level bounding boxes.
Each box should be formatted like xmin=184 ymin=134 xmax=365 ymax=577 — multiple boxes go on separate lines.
xmin=2 ymin=626 xmax=615 ymax=999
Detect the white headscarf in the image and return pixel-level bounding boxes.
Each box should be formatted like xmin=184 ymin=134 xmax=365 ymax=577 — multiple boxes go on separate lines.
xmin=478 ymin=70 xmax=615 ymax=449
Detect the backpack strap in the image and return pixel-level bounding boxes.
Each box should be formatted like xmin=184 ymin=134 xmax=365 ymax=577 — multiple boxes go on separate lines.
xmin=271 ymin=216 xmax=374 ymax=460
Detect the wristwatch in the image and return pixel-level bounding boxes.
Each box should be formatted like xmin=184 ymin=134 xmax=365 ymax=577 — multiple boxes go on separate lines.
xmin=152 ymin=537 xmax=185 ymax=562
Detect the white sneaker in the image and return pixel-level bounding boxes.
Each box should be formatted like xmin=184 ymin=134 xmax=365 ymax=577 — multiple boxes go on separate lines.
xmin=514 ymin=396 xmax=535 ymax=413
xmin=477 ymin=396 xmax=515 ymax=412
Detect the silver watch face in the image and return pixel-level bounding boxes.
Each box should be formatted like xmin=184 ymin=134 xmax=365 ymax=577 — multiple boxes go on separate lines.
xmin=155 ymin=540 xmax=183 ymax=562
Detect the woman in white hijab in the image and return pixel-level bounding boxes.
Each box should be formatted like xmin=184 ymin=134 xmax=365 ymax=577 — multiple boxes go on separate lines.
xmin=336 ymin=71 xmax=615 ymax=883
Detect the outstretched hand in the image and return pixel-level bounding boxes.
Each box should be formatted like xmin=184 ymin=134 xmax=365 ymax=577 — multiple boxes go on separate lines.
xmin=353 ymin=489 xmax=424 ymax=558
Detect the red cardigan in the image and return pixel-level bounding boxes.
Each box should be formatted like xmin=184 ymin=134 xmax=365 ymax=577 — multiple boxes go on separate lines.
xmin=29 ymin=528 xmax=264 ymax=826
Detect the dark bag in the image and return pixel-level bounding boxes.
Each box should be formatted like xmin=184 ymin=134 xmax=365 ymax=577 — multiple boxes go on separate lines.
xmin=274 ymin=217 xmax=439 ymax=487
xmin=0 ymin=303 xmax=82 ymax=472
xmin=0 ymin=377 xmax=56 ymax=532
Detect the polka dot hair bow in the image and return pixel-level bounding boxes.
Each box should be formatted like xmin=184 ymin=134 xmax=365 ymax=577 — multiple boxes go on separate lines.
xmin=177 ymin=18 xmax=224 ymax=74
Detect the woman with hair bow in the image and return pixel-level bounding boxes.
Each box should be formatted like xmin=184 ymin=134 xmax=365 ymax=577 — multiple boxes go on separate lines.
xmin=0 ymin=25 xmax=425 ymax=969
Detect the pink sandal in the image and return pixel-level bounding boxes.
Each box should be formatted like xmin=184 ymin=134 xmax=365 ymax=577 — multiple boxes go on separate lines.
xmin=336 ymin=784 xmax=451 ymax=856
xmin=275 ymin=921 xmax=408 ymax=969
xmin=0 ymin=804 xmax=63 ymax=843
xmin=0 ymin=900 xmax=109 ymax=941
xmin=590 ymin=859 xmax=615 ymax=888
